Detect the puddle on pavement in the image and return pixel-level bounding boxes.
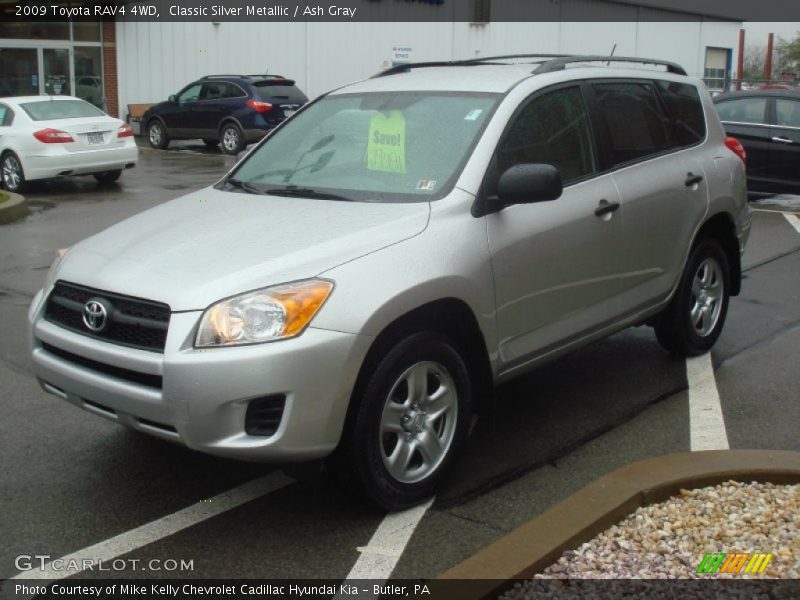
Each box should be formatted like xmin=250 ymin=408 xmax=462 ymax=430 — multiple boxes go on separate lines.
xmin=25 ymin=199 xmax=56 ymax=213
xmin=752 ymin=194 xmax=800 ymax=211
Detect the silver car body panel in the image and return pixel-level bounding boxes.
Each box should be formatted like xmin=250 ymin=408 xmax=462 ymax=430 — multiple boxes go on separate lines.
xmin=29 ymin=65 xmax=750 ymax=461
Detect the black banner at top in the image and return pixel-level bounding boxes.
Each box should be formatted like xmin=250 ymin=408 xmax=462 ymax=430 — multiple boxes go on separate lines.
xmin=1 ymin=0 xmax=800 ymax=22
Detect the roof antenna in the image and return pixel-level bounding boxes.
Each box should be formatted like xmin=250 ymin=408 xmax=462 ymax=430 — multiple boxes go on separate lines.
xmin=607 ymin=44 xmax=616 ymax=66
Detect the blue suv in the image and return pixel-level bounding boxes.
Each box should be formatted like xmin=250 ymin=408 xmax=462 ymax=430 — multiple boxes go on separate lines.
xmin=142 ymin=74 xmax=308 ymax=154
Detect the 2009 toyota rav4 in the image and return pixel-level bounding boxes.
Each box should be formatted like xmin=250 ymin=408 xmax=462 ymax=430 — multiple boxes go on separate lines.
xmin=29 ymin=55 xmax=751 ymax=509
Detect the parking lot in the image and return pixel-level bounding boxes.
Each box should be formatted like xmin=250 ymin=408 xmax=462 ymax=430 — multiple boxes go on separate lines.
xmin=1 ymin=141 xmax=799 ymax=582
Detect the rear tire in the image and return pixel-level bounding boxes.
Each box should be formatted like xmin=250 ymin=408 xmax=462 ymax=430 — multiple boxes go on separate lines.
xmin=1 ymin=151 xmax=26 ymax=193
xmin=219 ymin=123 xmax=245 ymax=155
xmin=93 ymin=170 xmax=122 ymax=185
xmin=654 ymin=238 xmax=730 ymax=356
xmin=332 ymin=332 xmax=472 ymax=510
xmin=147 ymin=120 xmax=169 ymax=149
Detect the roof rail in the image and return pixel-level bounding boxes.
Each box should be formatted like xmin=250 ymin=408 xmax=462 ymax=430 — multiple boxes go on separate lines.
xmin=200 ymin=74 xmax=284 ymax=80
xmin=460 ymin=54 xmax=570 ymax=64
xmin=534 ymin=56 xmax=687 ymax=76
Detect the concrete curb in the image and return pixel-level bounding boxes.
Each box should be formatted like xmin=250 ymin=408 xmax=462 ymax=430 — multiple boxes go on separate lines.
xmin=0 ymin=191 xmax=29 ymax=224
xmin=433 ymin=450 xmax=800 ymax=600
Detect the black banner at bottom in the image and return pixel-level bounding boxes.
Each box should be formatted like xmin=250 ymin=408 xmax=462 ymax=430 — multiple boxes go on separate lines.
xmin=2 ymin=579 xmax=799 ymax=600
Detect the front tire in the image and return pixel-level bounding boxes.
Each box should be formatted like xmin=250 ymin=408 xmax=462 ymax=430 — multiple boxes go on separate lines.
xmin=1 ymin=152 xmax=26 ymax=193
xmin=147 ymin=120 xmax=169 ymax=149
xmin=654 ymin=238 xmax=730 ymax=356
xmin=219 ymin=123 xmax=245 ymax=155
xmin=336 ymin=332 xmax=472 ymax=510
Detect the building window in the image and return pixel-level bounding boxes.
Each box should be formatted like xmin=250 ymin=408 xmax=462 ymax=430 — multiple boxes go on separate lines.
xmin=473 ymin=0 xmax=491 ymax=23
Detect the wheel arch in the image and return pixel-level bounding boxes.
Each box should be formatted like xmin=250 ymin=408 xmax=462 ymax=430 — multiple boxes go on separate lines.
xmin=338 ymin=297 xmax=494 ymax=449
xmin=694 ymin=211 xmax=741 ymax=296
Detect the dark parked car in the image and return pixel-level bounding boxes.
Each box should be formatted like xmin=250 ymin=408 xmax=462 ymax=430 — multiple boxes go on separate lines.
xmin=713 ymin=89 xmax=800 ymax=195
xmin=142 ymin=74 xmax=308 ymax=154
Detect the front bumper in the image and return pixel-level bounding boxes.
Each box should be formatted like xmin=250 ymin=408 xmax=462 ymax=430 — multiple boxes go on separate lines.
xmin=28 ymin=289 xmax=372 ymax=461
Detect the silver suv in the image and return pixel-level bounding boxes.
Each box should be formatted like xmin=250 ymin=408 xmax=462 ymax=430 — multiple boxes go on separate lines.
xmin=28 ymin=55 xmax=751 ymax=509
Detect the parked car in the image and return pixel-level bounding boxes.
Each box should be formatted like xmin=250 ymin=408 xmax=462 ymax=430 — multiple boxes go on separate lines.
xmin=713 ymin=89 xmax=800 ymax=195
xmin=0 ymin=95 xmax=137 ymax=193
xmin=29 ymin=56 xmax=750 ymax=509
xmin=142 ymin=74 xmax=308 ymax=154
xmin=75 ymin=76 xmax=104 ymax=108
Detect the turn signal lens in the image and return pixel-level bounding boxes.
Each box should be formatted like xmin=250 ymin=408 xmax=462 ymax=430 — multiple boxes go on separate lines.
xmin=33 ymin=128 xmax=74 ymax=143
xmin=195 ymin=280 xmax=334 ymax=347
xmin=118 ymin=123 xmax=134 ymax=138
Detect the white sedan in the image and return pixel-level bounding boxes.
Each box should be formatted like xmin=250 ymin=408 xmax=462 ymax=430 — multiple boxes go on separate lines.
xmin=0 ymin=96 xmax=138 ymax=193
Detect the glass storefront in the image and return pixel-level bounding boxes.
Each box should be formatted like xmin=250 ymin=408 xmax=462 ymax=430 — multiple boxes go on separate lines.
xmin=0 ymin=48 xmax=38 ymax=96
xmin=0 ymin=22 xmax=104 ymax=108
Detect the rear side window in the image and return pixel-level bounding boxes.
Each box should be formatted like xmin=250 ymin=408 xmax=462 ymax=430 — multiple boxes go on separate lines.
xmin=20 ymin=99 xmax=105 ymax=121
xmin=0 ymin=103 xmax=12 ymax=126
xmin=497 ymin=85 xmax=597 ymax=184
xmin=715 ymin=97 xmax=768 ymax=125
xmin=225 ymin=83 xmax=247 ymax=99
xmin=656 ymin=80 xmax=706 ymax=146
xmin=775 ymin=98 xmax=800 ymax=128
xmin=592 ymin=81 xmax=672 ymax=165
xmin=254 ymin=81 xmax=307 ymax=103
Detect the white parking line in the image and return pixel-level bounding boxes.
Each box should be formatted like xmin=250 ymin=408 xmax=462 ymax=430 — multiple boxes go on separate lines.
xmin=12 ymin=472 xmax=293 ymax=580
xmin=335 ymin=498 xmax=434 ymax=598
xmin=783 ymin=212 xmax=800 ymax=235
xmin=686 ymin=353 xmax=729 ymax=451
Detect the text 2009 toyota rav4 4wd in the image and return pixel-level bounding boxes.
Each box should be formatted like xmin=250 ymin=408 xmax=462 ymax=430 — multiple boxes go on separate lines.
xmin=29 ymin=56 xmax=750 ymax=509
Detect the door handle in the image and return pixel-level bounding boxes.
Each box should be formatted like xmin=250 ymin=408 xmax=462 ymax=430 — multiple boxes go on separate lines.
xmin=594 ymin=199 xmax=620 ymax=217
xmin=771 ymin=136 xmax=794 ymax=144
xmin=685 ymin=173 xmax=703 ymax=187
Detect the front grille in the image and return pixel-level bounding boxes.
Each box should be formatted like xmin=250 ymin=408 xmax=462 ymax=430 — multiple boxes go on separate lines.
xmin=41 ymin=342 xmax=163 ymax=389
xmin=45 ymin=281 xmax=170 ymax=352
xmin=245 ymin=395 xmax=286 ymax=436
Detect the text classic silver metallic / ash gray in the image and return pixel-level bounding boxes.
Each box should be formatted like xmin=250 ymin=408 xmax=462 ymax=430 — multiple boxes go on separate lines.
xmin=28 ymin=56 xmax=751 ymax=509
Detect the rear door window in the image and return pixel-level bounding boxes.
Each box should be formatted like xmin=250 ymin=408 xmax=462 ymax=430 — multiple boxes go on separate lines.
xmin=591 ymin=81 xmax=673 ymax=166
xmin=200 ymin=82 xmax=226 ymax=101
xmin=715 ymin=97 xmax=768 ymax=125
xmin=775 ymin=98 xmax=800 ymax=128
xmin=0 ymin=103 xmax=12 ymax=126
xmin=655 ymin=80 xmax=706 ymax=146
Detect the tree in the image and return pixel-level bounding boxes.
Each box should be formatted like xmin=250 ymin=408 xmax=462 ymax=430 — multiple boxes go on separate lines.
xmin=775 ymin=33 xmax=800 ymax=76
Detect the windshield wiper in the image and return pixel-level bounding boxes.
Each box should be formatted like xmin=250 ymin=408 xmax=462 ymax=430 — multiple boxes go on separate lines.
xmin=224 ymin=178 xmax=263 ymax=194
xmin=264 ymin=186 xmax=352 ymax=201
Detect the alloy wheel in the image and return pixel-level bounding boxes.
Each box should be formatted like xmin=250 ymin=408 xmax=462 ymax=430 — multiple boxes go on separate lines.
xmin=379 ymin=361 xmax=458 ymax=484
xmin=690 ymin=256 xmax=724 ymax=337
xmin=2 ymin=155 xmax=21 ymax=191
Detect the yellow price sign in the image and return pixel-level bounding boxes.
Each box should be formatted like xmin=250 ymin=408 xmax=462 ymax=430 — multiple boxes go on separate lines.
xmin=367 ymin=111 xmax=406 ymax=173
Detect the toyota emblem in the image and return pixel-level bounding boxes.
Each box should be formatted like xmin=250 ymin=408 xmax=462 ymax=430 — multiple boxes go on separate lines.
xmin=82 ymin=299 xmax=108 ymax=332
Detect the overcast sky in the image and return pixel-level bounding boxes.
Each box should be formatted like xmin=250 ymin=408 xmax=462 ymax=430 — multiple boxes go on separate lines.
xmin=743 ymin=22 xmax=800 ymax=45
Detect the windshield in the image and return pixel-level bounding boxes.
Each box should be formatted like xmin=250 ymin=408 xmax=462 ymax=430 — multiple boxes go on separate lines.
xmin=227 ymin=91 xmax=499 ymax=202
xmin=21 ymin=99 xmax=106 ymax=121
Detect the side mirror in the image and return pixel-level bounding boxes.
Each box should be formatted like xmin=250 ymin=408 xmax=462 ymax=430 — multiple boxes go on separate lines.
xmin=168 ymin=94 xmax=177 ymax=103
xmin=497 ymin=163 xmax=562 ymax=206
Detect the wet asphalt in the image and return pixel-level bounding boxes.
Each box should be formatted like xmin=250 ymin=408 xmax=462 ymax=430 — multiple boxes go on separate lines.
xmin=0 ymin=140 xmax=798 ymax=581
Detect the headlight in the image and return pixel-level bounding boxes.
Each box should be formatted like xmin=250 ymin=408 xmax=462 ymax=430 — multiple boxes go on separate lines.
xmin=195 ymin=279 xmax=334 ymax=348
xmin=44 ymin=247 xmax=71 ymax=288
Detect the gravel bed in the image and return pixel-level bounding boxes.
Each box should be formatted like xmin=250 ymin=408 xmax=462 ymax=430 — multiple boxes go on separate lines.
xmin=501 ymin=481 xmax=798 ymax=598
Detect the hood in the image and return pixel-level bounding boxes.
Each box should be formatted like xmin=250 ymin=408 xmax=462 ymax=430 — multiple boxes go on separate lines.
xmin=55 ymin=187 xmax=430 ymax=311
